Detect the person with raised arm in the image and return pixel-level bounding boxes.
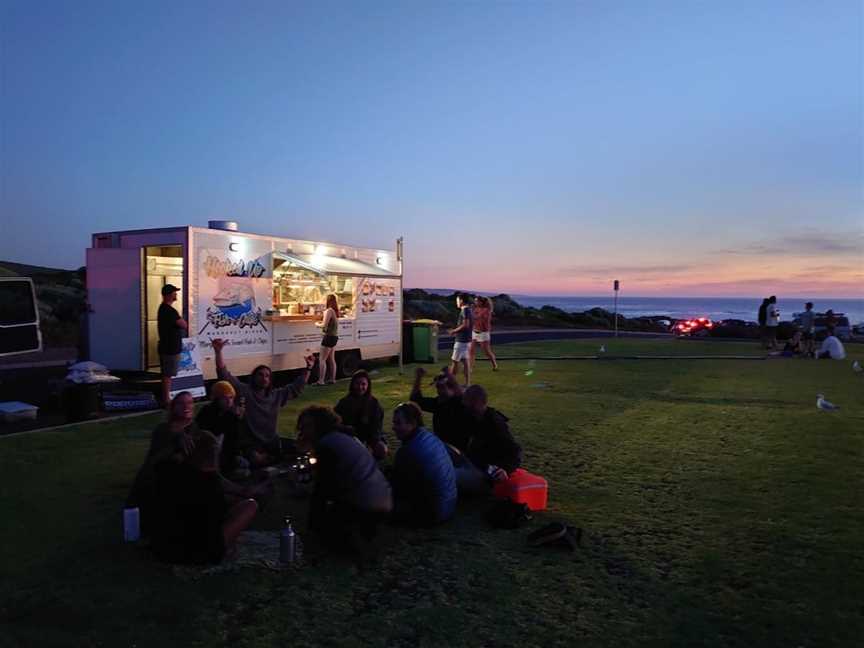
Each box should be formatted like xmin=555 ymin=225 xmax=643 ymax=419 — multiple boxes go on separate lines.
xmin=409 ymin=366 xmax=471 ymax=452
xmin=211 ymin=337 xmax=314 ymax=466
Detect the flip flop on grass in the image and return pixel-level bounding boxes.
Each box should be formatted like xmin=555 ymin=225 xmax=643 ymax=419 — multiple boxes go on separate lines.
xmin=527 ymin=522 xmax=583 ymax=551
xmin=527 ymin=522 xmax=567 ymax=547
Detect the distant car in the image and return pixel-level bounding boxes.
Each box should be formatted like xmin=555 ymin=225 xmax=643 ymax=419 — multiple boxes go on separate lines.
xmin=718 ymin=319 xmax=757 ymax=328
xmin=793 ymin=312 xmax=852 ymax=341
xmin=672 ymin=317 xmax=714 ymax=337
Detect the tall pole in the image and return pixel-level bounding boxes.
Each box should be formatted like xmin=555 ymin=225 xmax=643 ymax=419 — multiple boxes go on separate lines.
xmin=397 ymin=237 xmax=404 ymax=375
xmin=613 ymin=279 xmax=619 ymax=338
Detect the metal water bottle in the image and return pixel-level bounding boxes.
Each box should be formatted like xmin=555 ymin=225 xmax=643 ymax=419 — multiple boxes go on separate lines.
xmin=280 ymin=517 xmax=296 ymax=565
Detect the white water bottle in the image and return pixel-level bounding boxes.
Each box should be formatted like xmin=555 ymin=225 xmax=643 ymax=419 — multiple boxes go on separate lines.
xmin=280 ymin=517 xmax=296 ymax=565
xmin=123 ymin=507 xmax=140 ymax=542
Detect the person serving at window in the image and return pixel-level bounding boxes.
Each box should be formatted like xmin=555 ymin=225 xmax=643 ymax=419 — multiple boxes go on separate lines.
xmin=314 ymin=294 xmax=340 ymax=386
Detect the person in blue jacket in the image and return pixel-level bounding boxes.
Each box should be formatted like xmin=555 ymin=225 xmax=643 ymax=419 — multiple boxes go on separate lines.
xmin=390 ymin=402 xmax=457 ymax=526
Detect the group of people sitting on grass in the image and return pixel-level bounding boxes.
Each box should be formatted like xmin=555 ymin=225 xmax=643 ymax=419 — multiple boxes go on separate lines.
xmin=126 ymin=337 xmax=522 ymax=565
xmin=762 ymin=300 xmax=848 ymax=360
xmin=770 ymin=330 xmax=847 ymax=360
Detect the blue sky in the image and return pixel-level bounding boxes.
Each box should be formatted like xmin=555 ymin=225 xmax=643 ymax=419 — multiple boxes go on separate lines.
xmin=1 ymin=1 xmax=861 ymax=296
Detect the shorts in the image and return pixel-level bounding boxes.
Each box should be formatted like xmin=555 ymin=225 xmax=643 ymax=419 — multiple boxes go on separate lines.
xmin=802 ymin=330 xmax=814 ymax=341
xmin=160 ymin=353 xmax=180 ymax=377
xmin=321 ymin=335 xmax=338 ymax=348
xmin=472 ymin=331 xmax=491 ymax=343
xmin=451 ymin=342 xmax=471 ymax=362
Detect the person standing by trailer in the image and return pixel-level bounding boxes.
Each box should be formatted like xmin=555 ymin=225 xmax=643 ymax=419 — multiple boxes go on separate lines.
xmin=158 ymin=284 xmax=188 ymax=408
xmin=315 ymin=294 xmax=340 ymax=386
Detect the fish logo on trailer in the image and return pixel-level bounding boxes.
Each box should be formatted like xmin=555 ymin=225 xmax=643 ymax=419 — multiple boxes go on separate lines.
xmin=197 ymin=249 xmax=271 ymax=348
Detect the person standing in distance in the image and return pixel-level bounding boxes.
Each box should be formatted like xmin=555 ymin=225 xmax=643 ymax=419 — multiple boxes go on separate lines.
xmin=765 ymin=296 xmax=780 ymax=351
xmin=158 ymin=284 xmax=188 ymax=409
xmin=448 ymin=294 xmax=473 ymax=387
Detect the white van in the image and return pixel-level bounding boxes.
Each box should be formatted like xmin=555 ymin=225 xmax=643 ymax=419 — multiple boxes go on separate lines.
xmin=0 ymin=277 xmax=42 ymax=356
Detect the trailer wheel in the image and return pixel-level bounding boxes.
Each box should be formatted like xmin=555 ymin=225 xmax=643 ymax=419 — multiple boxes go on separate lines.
xmin=307 ymin=357 xmax=321 ymax=384
xmin=336 ymin=350 xmax=361 ymax=378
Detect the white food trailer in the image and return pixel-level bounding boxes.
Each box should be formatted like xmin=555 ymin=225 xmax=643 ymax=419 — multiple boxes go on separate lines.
xmin=86 ymin=221 xmax=403 ymax=379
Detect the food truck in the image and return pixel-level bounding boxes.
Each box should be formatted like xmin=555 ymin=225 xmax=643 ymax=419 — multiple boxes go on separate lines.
xmin=86 ymin=221 xmax=402 ymax=379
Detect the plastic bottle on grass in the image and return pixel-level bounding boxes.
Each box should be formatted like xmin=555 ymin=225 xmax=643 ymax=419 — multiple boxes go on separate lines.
xmin=123 ymin=507 xmax=140 ymax=542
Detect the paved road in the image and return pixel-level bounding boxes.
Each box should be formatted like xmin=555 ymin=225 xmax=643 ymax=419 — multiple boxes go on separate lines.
xmin=436 ymin=328 xmax=671 ymax=349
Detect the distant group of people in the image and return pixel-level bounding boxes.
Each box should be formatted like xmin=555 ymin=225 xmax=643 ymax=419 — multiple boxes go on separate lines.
xmin=759 ymin=298 xmax=846 ymax=360
xmin=128 ymin=322 xmax=521 ymax=564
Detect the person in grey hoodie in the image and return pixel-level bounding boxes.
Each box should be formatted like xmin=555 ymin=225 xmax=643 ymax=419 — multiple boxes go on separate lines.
xmin=211 ymin=338 xmax=314 ymax=466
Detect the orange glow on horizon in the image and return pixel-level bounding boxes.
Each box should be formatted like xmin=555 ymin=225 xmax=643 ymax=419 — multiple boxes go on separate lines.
xmin=406 ymin=256 xmax=863 ymax=298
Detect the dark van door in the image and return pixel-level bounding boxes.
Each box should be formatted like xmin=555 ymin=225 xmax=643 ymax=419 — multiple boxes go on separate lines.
xmin=0 ymin=277 xmax=42 ymax=356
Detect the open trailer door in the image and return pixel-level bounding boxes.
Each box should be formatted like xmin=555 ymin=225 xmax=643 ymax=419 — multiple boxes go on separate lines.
xmin=0 ymin=277 xmax=42 ymax=357
xmin=86 ymin=247 xmax=144 ymax=371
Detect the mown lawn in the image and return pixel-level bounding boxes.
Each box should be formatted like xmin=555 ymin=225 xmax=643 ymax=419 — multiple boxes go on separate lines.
xmin=1 ymin=338 xmax=862 ymax=647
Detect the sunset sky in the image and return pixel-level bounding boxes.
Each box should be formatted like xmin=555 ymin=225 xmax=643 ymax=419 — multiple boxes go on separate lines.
xmin=2 ymin=1 xmax=861 ymax=297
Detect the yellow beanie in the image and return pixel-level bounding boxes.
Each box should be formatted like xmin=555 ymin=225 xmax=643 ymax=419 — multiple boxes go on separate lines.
xmin=210 ymin=380 xmax=236 ymax=399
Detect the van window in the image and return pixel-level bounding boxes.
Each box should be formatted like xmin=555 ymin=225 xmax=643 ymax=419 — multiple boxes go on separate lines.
xmin=0 ymin=280 xmax=38 ymax=325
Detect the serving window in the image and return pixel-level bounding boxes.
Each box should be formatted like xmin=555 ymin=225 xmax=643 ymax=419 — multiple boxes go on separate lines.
xmin=272 ymin=256 xmax=355 ymax=319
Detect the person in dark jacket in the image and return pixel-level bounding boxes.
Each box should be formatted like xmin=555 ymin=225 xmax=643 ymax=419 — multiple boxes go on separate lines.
xmin=390 ymin=402 xmax=457 ymax=526
xmin=448 ymin=385 xmax=523 ymax=495
xmin=409 ymin=366 xmax=472 ymax=452
xmin=151 ymin=430 xmax=257 ymax=565
xmin=296 ymin=406 xmax=392 ymax=553
xmin=195 ymin=380 xmax=243 ymax=475
xmin=334 ymin=370 xmax=388 ymax=460
xmin=126 ymin=392 xmax=199 ymax=536
xmin=462 ymin=385 xmax=522 ymax=475
xmin=757 ymin=297 xmax=769 ymax=349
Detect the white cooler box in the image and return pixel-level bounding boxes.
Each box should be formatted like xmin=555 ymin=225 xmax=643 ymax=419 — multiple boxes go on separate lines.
xmin=0 ymin=401 xmax=39 ymax=423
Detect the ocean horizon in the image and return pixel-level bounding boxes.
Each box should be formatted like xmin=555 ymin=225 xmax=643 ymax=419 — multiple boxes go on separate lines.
xmin=416 ymin=289 xmax=864 ymax=325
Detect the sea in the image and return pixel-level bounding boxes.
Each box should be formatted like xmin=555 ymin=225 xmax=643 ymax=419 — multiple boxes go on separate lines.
xmin=422 ymin=290 xmax=864 ymax=324
xmin=512 ymin=296 xmax=864 ymax=325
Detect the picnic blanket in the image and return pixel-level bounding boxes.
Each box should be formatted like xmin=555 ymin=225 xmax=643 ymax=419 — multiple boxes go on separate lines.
xmin=172 ymin=530 xmax=304 ymax=580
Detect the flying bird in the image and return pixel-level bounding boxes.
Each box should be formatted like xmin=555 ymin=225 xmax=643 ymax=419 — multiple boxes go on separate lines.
xmin=816 ymin=394 xmax=840 ymax=411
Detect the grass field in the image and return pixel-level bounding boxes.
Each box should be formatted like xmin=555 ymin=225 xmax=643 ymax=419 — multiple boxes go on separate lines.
xmin=2 ymin=338 xmax=863 ymax=647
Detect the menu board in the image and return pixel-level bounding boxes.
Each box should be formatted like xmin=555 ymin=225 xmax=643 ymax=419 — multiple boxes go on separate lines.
xmin=359 ymin=279 xmax=398 ymax=314
xmin=356 ymin=278 xmax=401 ymax=346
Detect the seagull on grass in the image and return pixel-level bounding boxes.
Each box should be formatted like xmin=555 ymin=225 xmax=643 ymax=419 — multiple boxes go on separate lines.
xmin=599 ymin=345 xmax=606 ymax=354
xmin=853 ymin=360 xmax=863 ymax=374
xmin=816 ymin=394 xmax=840 ymax=411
